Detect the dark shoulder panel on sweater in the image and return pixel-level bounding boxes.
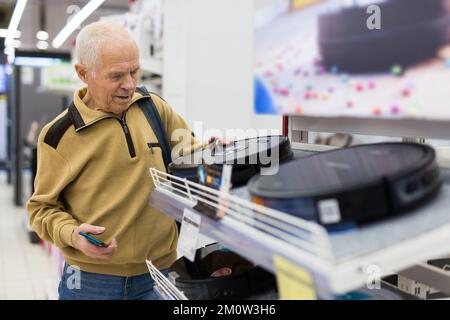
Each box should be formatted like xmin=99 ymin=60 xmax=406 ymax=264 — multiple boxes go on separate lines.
xmin=43 ymin=112 xmax=74 ymax=149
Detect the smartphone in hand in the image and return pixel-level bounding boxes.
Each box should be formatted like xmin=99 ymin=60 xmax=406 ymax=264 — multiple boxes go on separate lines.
xmin=79 ymin=231 xmax=108 ymax=248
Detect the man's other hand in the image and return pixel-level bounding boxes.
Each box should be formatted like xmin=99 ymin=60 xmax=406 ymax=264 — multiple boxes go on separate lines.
xmin=208 ymin=136 xmax=232 ymax=146
xmin=72 ymin=223 xmax=118 ymax=259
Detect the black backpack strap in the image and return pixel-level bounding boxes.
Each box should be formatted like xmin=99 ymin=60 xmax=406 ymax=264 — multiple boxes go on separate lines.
xmin=136 ymin=86 xmax=172 ymax=170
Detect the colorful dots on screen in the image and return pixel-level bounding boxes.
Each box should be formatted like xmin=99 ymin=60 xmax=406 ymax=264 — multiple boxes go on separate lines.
xmin=275 ymin=88 xmax=290 ymax=96
xmin=340 ymin=74 xmax=350 ymax=83
xmin=391 ymin=65 xmax=403 ymax=76
xmin=330 ymin=66 xmax=339 ymax=74
xmin=355 ymin=83 xmax=364 ymax=92
xmin=390 ymin=105 xmax=400 ymax=115
xmin=316 ymin=66 xmax=326 ymax=75
xmin=346 ymin=101 xmax=354 ymax=108
xmin=402 ymin=88 xmax=412 ymax=97
xmin=372 ymin=107 xmax=382 ymax=116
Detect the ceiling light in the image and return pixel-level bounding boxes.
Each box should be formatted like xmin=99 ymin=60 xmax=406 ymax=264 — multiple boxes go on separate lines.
xmin=0 ymin=29 xmax=21 ymax=38
xmin=4 ymin=47 xmax=15 ymax=56
xmin=5 ymin=0 xmax=27 ymax=47
xmin=36 ymin=30 xmax=49 ymax=41
xmin=37 ymin=40 xmax=49 ymax=50
xmin=52 ymin=0 xmax=105 ymax=48
xmin=11 ymin=39 xmax=21 ymax=48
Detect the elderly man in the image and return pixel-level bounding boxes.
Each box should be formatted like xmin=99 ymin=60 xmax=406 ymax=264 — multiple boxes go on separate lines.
xmin=27 ymin=21 xmax=198 ymax=300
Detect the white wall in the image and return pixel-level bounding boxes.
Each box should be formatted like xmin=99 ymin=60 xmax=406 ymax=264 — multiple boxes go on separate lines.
xmin=163 ymin=0 xmax=281 ymax=141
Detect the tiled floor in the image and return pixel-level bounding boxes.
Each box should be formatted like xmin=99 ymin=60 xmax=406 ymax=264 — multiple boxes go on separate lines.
xmin=0 ymin=172 xmax=58 ymax=300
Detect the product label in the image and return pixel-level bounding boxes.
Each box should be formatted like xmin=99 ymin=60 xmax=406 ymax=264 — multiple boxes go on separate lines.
xmin=317 ymin=199 xmax=341 ymax=224
xmin=273 ymin=255 xmax=317 ymax=300
xmin=177 ymin=208 xmax=202 ymax=262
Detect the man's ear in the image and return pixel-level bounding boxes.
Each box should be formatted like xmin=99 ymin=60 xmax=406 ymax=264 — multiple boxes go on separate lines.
xmin=75 ymin=63 xmax=88 ymax=84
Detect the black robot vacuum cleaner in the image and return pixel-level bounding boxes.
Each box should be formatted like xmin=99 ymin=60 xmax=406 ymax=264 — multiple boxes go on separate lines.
xmin=248 ymin=143 xmax=442 ymax=231
xmin=169 ymin=135 xmax=293 ymax=189
xmin=318 ymin=0 xmax=450 ymax=73
xmin=167 ymin=243 xmax=276 ymax=300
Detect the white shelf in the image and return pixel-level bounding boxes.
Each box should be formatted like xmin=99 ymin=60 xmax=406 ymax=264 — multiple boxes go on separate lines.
xmin=141 ymin=58 xmax=163 ymax=76
xmin=146 ymin=260 xmax=188 ymax=300
xmin=149 ymin=168 xmax=450 ymax=298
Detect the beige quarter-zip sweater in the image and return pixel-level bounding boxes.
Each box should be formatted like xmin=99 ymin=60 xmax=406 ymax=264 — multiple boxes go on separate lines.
xmin=27 ymin=88 xmax=197 ymax=276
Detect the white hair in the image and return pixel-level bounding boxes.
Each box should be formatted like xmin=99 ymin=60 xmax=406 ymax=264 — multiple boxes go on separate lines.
xmin=75 ymin=21 xmax=137 ymax=70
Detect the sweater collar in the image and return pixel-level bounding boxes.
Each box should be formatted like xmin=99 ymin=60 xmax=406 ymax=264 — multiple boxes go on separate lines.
xmin=69 ymin=87 xmax=146 ymax=132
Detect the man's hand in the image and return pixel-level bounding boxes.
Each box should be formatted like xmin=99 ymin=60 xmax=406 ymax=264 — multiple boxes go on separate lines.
xmin=208 ymin=136 xmax=232 ymax=145
xmin=72 ymin=224 xmax=118 ymax=260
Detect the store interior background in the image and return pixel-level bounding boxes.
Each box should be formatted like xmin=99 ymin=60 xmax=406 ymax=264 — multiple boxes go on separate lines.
xmin=1 ymin=0 xmax=450 ymax=300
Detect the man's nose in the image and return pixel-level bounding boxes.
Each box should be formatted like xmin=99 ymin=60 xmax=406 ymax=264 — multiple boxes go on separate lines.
xmin=121 ymin=74 xmax=136 ymax=91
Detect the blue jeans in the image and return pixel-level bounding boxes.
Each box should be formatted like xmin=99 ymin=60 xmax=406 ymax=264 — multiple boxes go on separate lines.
xmin=58 ymin=263 xmax=169 ymax=300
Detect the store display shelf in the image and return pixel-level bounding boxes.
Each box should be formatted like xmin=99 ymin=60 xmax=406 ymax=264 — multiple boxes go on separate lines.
xmin=146 ymin=260 xmax=187 ymax=300
xmin=149 ymin=168 xmax=450 ymax=298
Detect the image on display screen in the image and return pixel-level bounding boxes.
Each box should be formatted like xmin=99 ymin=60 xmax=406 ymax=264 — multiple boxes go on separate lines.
xmin=254 ymin=0 xmax=450 ymax=120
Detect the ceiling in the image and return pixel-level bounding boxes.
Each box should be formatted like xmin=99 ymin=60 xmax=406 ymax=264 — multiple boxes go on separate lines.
xmin=0 ymin=0 xmax=128 ymax=8
xmin=0 ymin=0 xmax=130 ymax=53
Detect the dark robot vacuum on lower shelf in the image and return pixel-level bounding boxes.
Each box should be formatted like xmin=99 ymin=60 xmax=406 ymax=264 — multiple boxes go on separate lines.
xmin=248 ymin=143 xmax=442 ymax=230
xmin=167 ymin=244 xmax=276 ymax=300
xmin=318 ymin=0 xmax=450 ymax=73
xmin=168 ymin=135 xmax=293 ymax=188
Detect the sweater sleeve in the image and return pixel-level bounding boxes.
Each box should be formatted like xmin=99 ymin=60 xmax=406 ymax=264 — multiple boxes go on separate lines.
xmin=26 ymin=135 xmax=79 ymax=249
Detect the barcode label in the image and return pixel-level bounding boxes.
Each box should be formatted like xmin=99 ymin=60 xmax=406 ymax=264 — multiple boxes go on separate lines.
xmin=318 ymin=199 xmax=341 ymax=224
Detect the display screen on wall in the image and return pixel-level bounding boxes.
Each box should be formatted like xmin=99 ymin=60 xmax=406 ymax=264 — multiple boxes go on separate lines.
xmin=254 ymin=0 xmax=450 ymax=121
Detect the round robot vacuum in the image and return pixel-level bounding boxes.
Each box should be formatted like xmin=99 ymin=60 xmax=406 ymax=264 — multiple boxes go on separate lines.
xmin=169 ymin=135 xmax=293 ymax=188
xmin=248 ymin=143 xmax=442 ymax=230
xmin=318 ymin=0 xmax=449 ymax=73
xmin=167 ymin=244 xmax=276 ymax=300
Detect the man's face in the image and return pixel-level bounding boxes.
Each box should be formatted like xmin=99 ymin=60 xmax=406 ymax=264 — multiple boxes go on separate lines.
xmin=78 ymin=41 xmax=140 ymax=114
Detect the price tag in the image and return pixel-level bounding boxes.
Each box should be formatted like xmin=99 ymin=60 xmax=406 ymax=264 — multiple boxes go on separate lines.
xmin=177 ymin=209 xmax=202 ymax=262
xmin=219 ymin=164 xmax=233 ymax=191
xmin=273 ymin=255 xmax=317 ymax=300
xmin=215 ymin=164 xmax=232 ymax=218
